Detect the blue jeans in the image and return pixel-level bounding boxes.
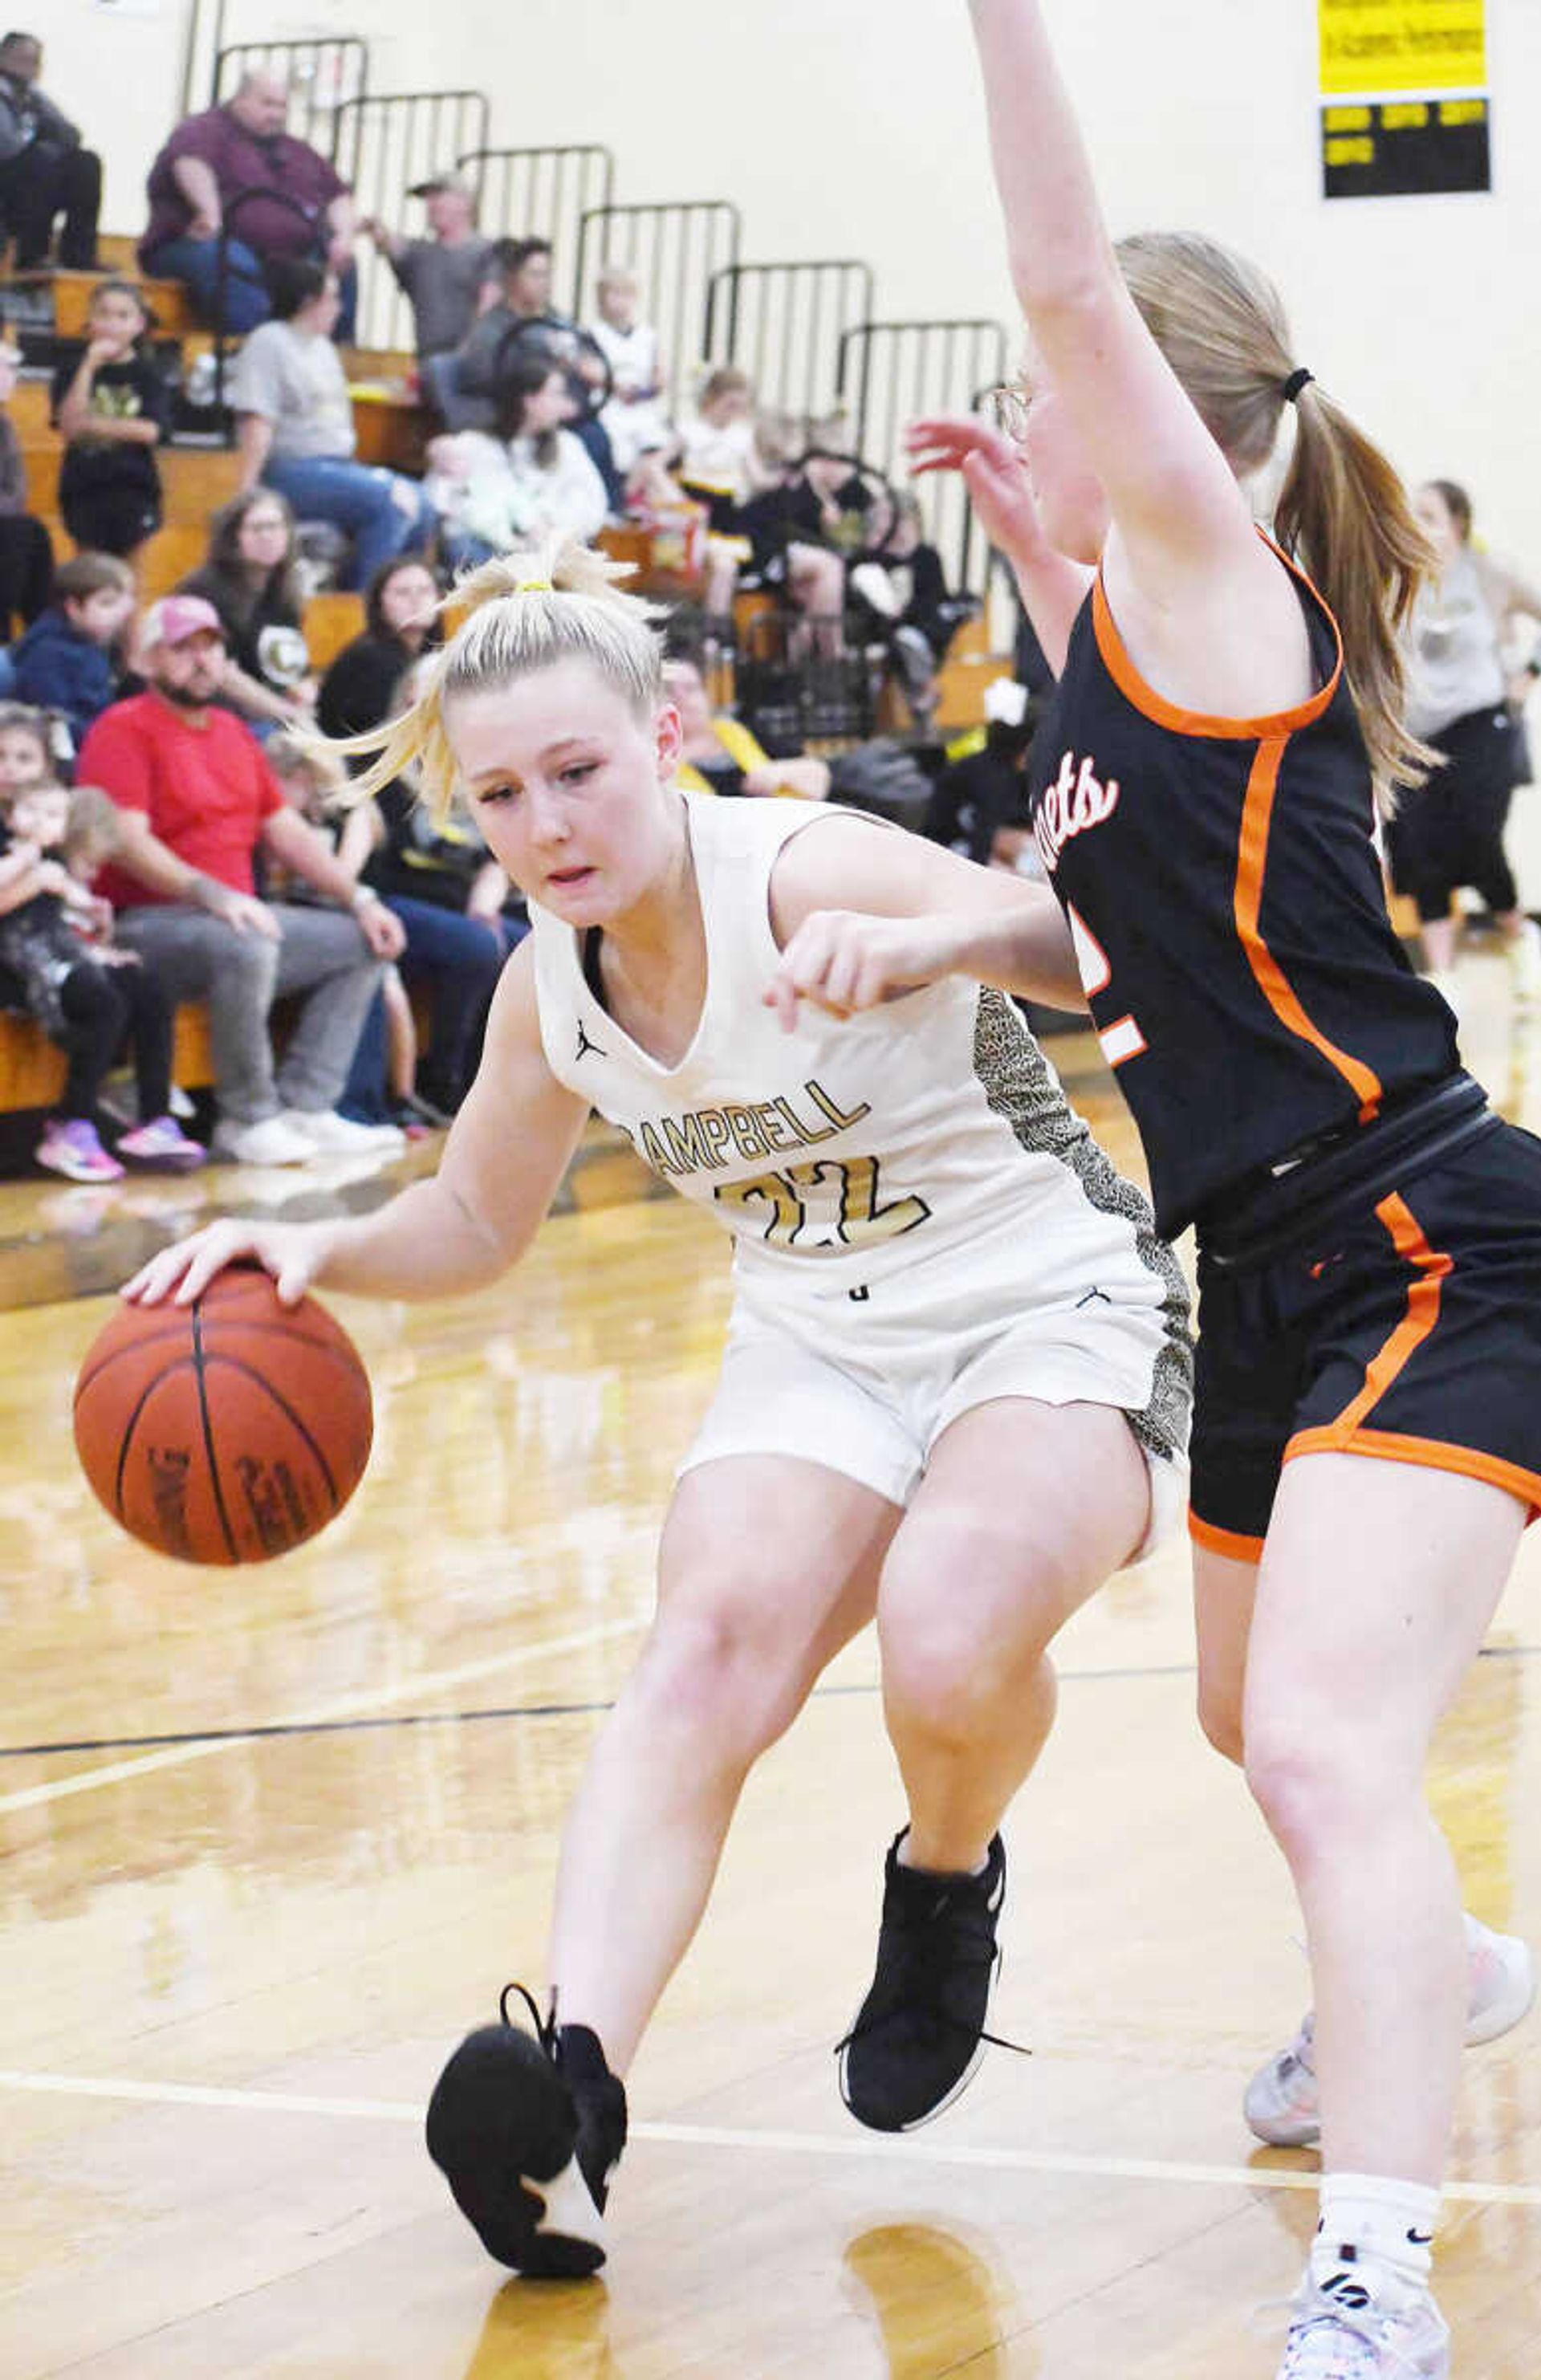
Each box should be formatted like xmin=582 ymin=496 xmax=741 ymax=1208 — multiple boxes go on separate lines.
xmin=262 ymin=455 xmax=435 ymax=591
xmin=143 ymin=239 xmax=359 ymax=340
xmin=340 ymin=895 xmax=512 ymax=1116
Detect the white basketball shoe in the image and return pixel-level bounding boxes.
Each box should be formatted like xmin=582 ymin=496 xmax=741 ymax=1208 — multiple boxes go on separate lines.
xmin=1245 ymin=1914 xmax=1535 ymax=2149
xmin=1275 ymin=2277 xmax=1450 ymax=2378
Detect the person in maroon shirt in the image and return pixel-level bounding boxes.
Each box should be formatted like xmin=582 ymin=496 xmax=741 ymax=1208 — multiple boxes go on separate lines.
xmin=139 ymin=71 xmax=358 ymax=338
xmin=78 ymin=594 xmax=405 ymax=1166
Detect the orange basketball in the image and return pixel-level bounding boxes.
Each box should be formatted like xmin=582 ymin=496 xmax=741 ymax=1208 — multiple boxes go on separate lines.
xmin=73 ymin=1267 xmax=373 ymax=1565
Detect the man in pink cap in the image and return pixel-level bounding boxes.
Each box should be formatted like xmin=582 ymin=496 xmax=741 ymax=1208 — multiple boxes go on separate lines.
xmin=76 ymin=596 xmax=408 ymax=1167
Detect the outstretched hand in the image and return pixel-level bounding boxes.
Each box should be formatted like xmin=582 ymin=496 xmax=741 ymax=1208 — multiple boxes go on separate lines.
xmin=123 ymin=1218 xmax=334 ymax=1310
xmin=906 ymin=413 xmax=1051 ymax=572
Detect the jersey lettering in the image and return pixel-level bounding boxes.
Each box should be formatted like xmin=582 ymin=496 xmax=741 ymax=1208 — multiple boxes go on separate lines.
xmin=632 ymin=1079 xmax=872 ymax=1180
xmin=715 ymin=1155 xmax=932 ymax=1250
xmin=1034 ymin=750 xmax=1122 ymax=877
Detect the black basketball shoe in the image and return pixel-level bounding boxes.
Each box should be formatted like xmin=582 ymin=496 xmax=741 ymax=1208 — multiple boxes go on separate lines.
xmin=839 ymin=1830 xmax=1014 ymax=2131
xmin=425 ymin=1986 xmax=628 ymax=2278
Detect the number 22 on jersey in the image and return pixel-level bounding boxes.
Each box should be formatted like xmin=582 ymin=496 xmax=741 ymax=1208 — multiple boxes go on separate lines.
xmin=716 ymin=1155 xmax=931 ymax=1250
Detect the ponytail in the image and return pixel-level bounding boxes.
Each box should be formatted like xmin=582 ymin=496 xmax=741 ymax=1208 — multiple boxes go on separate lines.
xmin=1116 ymin=232 xmax=1435 ymax=816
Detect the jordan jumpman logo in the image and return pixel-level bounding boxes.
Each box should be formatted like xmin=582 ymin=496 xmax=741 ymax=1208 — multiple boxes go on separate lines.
xmin=575 ymin=1018 xmax=606 ymax=1061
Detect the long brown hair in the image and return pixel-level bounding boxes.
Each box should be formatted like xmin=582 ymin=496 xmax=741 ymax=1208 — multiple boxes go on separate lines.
xmin=1116 ymin=231 xmax=1434 ymax=812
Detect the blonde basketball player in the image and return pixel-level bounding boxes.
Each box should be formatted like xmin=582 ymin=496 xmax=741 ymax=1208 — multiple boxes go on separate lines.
xmin=125 ymin=539 xmax=1190 ymax=2282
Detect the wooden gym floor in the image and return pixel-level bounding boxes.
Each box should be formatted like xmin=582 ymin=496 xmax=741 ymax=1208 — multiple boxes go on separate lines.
xmin=2 ymin=959 xmax=1540 ymax=2378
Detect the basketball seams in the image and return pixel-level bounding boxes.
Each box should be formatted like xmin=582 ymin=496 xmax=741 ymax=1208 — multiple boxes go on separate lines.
xmin=76 ymin=1324 xmax=201 ymax=1400
xmin=190 ymin=1304 xmax=240 ymax=1564
xmin=200 ymin=1353 xmax=352 ymax=1511
xmin=108 ymin=1357 xmax=197 ymax=1520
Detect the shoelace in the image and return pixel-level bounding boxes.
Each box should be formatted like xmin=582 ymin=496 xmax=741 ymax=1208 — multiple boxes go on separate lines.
xmin=836 ymin=1885 xmax=1028 ymax=2059
xmin=499 ymin=1979 xmax=557 ymax=2053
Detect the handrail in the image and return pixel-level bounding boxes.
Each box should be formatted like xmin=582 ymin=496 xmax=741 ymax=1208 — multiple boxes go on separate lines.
xmin=331 ymin=89 xmax=490 ymax=348
xmin=703 ymin=259 xmax=873 ymax=429
xmin=210 ymin=39 xmax=369 ymax=158
xmin=573 ymin=199 xmax=741 ymax=417
xmin=837 ymin=318 xmax=1009 ymax=592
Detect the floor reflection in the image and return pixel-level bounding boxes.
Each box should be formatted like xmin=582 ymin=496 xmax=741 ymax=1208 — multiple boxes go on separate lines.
xmin=843 ymin=2219 xmax=1028 ymax=2378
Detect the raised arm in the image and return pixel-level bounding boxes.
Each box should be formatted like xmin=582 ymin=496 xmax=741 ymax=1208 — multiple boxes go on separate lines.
xmin=124 ymin=942 xmax=592 ymax=1308
xmin=970 ymin=0 xmax=1256 ymax=583
xmin=764 ymin=809 xmax=1084 ymax=1027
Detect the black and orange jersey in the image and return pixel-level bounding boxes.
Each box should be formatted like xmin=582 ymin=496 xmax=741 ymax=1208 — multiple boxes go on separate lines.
xmin=1029 ymin=554 xmax=1458 ymax=1239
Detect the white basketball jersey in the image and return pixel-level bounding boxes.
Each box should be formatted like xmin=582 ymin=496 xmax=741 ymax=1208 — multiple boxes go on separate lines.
xmin=528 ymin=796 xmax=1185 ymax=1349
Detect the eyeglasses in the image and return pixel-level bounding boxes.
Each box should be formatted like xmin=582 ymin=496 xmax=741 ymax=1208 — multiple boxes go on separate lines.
xmin=981 ymin=384 xmax=1033 ymax=444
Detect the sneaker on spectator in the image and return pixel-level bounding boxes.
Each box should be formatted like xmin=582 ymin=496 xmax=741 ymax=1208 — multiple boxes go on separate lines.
xmin=279 ymin=1108 xmax=406 ymax=1156
xmin=211 ymin=1113 xmax=317 ymax=1167
xmin=37 ymin=1118 xmax=124 ymax=1183
xmin=116 ymin=1115 xmax=207 ymax=1171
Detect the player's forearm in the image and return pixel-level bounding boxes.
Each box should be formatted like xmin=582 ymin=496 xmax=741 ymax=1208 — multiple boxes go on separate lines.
xmin=969 ymin=0 xmax=1117 ymax=315
xmin=311 ymin=1177 xmax=514 ymax=1300
xmin=932 ymin=895 xmax=1086 ymax=1011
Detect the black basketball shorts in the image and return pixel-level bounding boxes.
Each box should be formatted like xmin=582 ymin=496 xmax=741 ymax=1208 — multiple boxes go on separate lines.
xmin=1189 ymin=1117 xmax=1541 ymax=1558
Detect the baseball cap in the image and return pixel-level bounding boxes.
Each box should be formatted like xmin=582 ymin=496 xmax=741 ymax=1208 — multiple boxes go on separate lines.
xmin=409 ymin=168 xmax=476 ymax=199
xmin=143 ymin=594 xmax=226 ymax=649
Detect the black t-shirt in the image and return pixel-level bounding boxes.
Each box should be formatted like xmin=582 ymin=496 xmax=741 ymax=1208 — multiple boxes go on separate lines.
xmin=51 ymin=350 xmax=169 ymax=502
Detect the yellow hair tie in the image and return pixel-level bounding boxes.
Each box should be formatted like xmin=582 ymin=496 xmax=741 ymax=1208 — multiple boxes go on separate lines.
xmin=514 ymin=574 xmax=553 ymax=595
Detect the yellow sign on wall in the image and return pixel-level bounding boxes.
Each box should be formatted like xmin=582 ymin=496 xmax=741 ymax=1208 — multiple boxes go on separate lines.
xmin=1319 ymin=0 xmax=1486 ymax=97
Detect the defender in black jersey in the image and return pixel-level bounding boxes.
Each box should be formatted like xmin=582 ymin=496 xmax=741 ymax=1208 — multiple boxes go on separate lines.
xmin=770 ymin=6 xmax=1539 ymax=2373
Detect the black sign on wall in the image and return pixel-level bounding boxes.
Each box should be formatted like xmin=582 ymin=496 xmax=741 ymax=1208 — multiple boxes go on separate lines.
xmin=1322 ymin=98 xmax=1490 ymax=197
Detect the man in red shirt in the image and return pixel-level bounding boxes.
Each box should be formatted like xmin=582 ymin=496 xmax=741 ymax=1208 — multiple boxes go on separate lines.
xmin=79 ymin=595 xmax=406 ymax=1166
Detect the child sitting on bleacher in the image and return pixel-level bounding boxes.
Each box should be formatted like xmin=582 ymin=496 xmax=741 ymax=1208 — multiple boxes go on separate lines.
xmin=10 ymin=553 xmax=134 ymax=761
xmin=586 ymin=264 xmax=669 ymax=478
xmin=0 ymin=702 xmax=203 ymax=1182
xmin=51 ymin=279 xmax=170 ymax=560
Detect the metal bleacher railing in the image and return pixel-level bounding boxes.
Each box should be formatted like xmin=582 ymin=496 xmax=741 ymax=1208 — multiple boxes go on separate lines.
xmin=838 ymin=319 xmax=1008 ymax=593
xmin=187 ymin=23 xmax=1007 ymax=597
xmin=331 ymin=91 xmax=490 ymax=349
xmin=573 ymin=201 xmax=741 ymax=425
xmin=702 ymin=260 xmax=873 ymax=433
xmin=210 ymin=38 xmax=370 ymax=158
xmin=457 ymin=145 xmax=615 ymax=280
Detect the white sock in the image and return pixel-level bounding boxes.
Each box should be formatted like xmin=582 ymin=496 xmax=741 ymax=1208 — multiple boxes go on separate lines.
xmin=1310 ymin=2173 xmax=1440 ymax=2314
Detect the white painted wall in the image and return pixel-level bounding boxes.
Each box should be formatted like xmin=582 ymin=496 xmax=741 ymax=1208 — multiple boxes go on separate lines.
xmin=43 ymin=1 xmax=1541 ymax=563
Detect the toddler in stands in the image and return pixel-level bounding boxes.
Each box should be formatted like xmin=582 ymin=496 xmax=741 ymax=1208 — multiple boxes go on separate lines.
xmin=586 ymin=264 xmax=668 ymax=478
xmin=0 ymin=703 xmax=202 ymax=1181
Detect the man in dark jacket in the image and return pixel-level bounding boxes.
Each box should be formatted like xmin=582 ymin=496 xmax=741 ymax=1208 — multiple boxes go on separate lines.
xmin=0 ymin=31 xmax=101 ymax=271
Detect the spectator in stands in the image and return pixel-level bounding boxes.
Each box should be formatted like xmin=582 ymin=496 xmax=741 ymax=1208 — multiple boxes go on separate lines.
xmin=848 ymin=491 xmax=978 ymax=722
xmin=140 ymin=70 xmax=358 ymax=339
xmin=319 ymin=559 xmax=509 ymax=1114
xmin=435 ymin=235 xmax=620 ymax=500
xmin=922 ymin=678 xmax=1037 ymax=865
xmin=676 ymin=368 xmax=846 ymax=653
xmin=51 ymin=279 xmax=169 ymax=560
xmin=178 ymin=488 xmax=311 ymax=733
xmin=666 ymin=652 xmax=830 ymax=801
xmin=0 ymin=336 xmax=51 ymax=639
xmin=11 ymin=551 xmax=133 ymax=753
xmin=360 ymin=169 xmax=494 ymax=362
xmin=0 ymin=726 xmax=203 ymax=1182
xmin=230 ymin=258 xmax=434 ymax=593
xmin=0 ymin=31 xmax=100 ymax=273
xmin=587 ymin=263 xmax=667 ymax=477
xmin=76 ymin=593 xmax=407 ymax=1168
xmin=499 ymin=356 xmax=609 ymax=543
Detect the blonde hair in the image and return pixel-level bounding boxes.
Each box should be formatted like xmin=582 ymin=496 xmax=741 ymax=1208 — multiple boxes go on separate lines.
xmin=322 ymin=539 xmax=666 ymax=823
xmin=1116 ymin=231 xmax=1435 ymax=814
xmin=64 ymin=783 xmax=128 ymax=869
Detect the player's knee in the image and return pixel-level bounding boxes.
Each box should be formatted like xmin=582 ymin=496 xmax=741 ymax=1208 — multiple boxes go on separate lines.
xmin=1242 ymin=1713 xmax=1384 ymax=1867
xmin=880 ymin=1523 xmax=1062 ymax=1732
xmin=636 ymin=1601 xmax=815 ymax=1760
